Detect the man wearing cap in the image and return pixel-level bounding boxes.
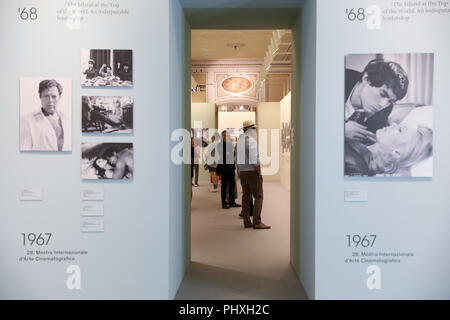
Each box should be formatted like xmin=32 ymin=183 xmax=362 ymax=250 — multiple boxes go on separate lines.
xmin=236 ymin=120 xmax=270 ymax=229
xmin=83 ymin=59 xmax=98 ymax=79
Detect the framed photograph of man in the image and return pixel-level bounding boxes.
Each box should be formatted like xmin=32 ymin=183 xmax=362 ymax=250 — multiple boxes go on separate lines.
xmin=344 ymin=53 xmax=434 ymax=177
xmin=81 ymin=49 xmax=133 ymax=87
xmin=82 ymin=96 xmax=133 ymax=133
xmin=81 ymin=143 xmax=133 ymax=180
xmin=20 ymin=77 xmax=72 ymax=152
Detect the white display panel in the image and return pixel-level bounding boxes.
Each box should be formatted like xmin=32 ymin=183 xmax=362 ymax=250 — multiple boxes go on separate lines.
xmin=81 ymin=218 xmax=104 ymax=232
xmin=0 ymin=0 xmax=172 ymax=299
xmin=81 ymin=203 xmax=104 ymax=217
xmin=81 ymin=189 xmax=104 ymax=201
xmin=19 ymin=188 xmax=44 ymax=201
xmin=315 ymin=0 xmax=450 ymax=299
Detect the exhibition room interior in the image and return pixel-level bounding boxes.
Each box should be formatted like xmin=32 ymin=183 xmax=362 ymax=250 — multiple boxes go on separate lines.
xmin=3 ymin=0 xmax=450 ymax=301
xmin=175 ymin=16 xmax=308 ymax=299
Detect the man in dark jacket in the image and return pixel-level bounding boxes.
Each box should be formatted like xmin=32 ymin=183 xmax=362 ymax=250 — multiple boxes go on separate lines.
xmin=216 ymin=130 xmax=241 ymax=209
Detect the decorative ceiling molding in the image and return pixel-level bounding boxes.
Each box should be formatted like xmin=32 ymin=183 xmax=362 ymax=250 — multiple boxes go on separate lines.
xmin=220 ymin=76 xmax=254 ymax=96
xmin=256 ymin=30 xmax=292 ymax=91
xmin=191 ymin=60 xmax=263 ymax=69
xmin=216 ymin=73 xmax=258 ymax=99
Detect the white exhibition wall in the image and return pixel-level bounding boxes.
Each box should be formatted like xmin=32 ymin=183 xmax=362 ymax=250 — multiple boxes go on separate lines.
xmin=191 ymin=103 xmax=216 ymax=181
xmin=296 ymin=0 xmax=316 ymax=299
xmin=315 ymin=0 xmax=450 ymax=299
xmin=218 ymin=111 xmax=255 ymax=135
xmin=168 ymin=0 xmax=187 ymax=299
xmin=257 ymin=102 xmax=280 ymax=181
xmin=2 ymin=0 xmax=448 ymax=300
xmin=0 ymin=0 xmax=173 ymax=299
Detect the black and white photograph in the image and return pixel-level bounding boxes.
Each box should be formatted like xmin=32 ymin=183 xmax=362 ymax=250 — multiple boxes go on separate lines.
xmin=81 ymin=49 xmax=133 ymax=87
xmin=20 ymin=77 xmax=72 ymax=151
xmin=344 ymin=53 xmax=434 ymax=177
xmin=81 ymin=143 xmax=133 ymax=180
xmin=82 ymin=96 xmax=133 ymax=133
xmin=281 ymin=121 xmax=291 ymax=154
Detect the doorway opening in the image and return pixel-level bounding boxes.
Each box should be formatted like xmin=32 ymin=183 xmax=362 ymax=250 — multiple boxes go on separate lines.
xmin=176 ymin=27 xmax=306 ymax=299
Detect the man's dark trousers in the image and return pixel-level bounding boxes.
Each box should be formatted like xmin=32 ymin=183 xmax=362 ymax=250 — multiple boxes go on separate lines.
xmin=221 ymin=169 xmax=236 ymax=205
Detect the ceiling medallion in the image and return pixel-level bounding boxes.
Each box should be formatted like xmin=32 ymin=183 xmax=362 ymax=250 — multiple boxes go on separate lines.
xmin=220 ymin=76 xmax=253 ymax=96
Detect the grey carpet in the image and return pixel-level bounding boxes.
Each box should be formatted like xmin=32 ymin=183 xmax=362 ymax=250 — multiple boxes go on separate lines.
xmin=175 ymin=181 xmax=308 ymax=300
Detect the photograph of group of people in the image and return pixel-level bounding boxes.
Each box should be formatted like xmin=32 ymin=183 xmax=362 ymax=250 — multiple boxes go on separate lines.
xmin=344 ymin=53 xmax=434 ymax=177
xmin=81 ymin=143 xmax=134 ymax=180
xmin=81 ymin=49 xmax=133 ymax=87
xmin=82 ymin=96 xmax=133 ymax=133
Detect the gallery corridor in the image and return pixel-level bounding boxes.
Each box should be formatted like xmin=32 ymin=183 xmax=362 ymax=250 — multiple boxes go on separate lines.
xmin=175 ymin=181 xmax=307 ymax=300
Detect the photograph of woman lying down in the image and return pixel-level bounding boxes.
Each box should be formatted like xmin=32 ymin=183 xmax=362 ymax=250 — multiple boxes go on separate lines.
xmin=344 ymin=53 xmax=434 ymax=177
xmin=81 ymin=143 xmax=133 ymax=180
xmin=82 ymin=96 xmax=133 ymax=134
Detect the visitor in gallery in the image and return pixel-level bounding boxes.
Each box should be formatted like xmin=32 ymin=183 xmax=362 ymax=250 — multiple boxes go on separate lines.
xmin=192 ymin=137 xmax=201 ymax=187
xmin=117 ymin=62 xmax=132 ymax=82
xmin=20 ymin=79 xmax=67 ymax=151
xmin=236 ymin=120 xmax=270 ymax=229
xmin=83 ymin=59 xmax=98 ymax=79
xmin=345 ymin=59 xmax=409 ymax=145
xmin=103 ymin=147 xmax=133 ymax=179
xmin=237 ymin=168 xmax=254 ymax=219
xmin=204 ymin=133 xmax=220 ymax=192
xmin=217 ymin=130 xmax=241 ymax=209
xmin=99 ymin=64 xmax=114 ymax=77
xmin=345 ymin=124 xmax=432 ymax=176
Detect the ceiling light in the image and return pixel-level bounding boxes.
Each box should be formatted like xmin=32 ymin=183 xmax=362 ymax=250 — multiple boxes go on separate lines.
xmin=226 ymin=43 xmax=245 ymax=49
xmin=239 ymin=105 xmax=244 ymax=110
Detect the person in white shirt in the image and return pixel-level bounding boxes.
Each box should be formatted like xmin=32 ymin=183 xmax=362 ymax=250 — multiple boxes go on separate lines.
xmin=20 ymin=79 xmax=69 ymax=151
xmin=236 ymin=120 xmax=270 ymax=230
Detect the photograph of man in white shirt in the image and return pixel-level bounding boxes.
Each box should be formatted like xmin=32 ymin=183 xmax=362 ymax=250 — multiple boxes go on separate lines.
xmin=20 ymin=78 xmax=72 ymax=151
